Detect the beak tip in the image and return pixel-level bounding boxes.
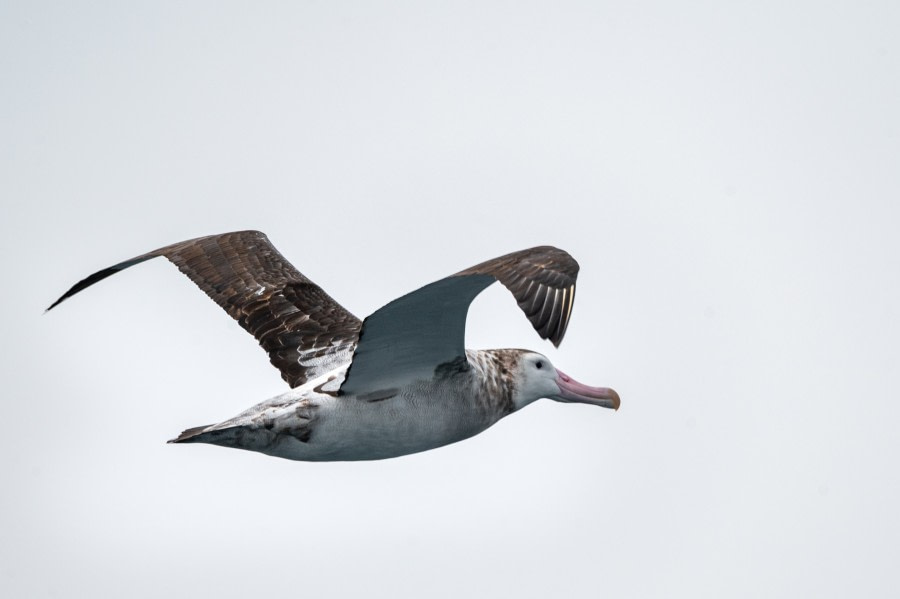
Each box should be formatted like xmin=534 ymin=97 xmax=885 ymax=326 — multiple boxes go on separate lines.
xmin=554 ymin=369 xmax=620 ymax=410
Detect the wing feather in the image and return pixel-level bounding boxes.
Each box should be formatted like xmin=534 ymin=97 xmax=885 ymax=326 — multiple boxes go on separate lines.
xmin=538 ymin=288 xmax=562 ymax=338
xmin=458 ymin=246 xmax=579 ymax=347
xmin=48 ymin=230 xmax=361 ymax=389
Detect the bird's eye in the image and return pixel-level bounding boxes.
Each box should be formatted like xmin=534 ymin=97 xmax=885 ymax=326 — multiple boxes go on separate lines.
xmin=535 ymin=361 xmax=543 ymax=369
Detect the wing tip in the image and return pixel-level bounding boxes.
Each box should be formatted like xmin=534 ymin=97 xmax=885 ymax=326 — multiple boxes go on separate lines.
xmin=46 ymin=255 xmax=159 ymax=313
xmin=45 ymin=270 xmax=113 ymax=312
xmin=456 ymin=246 xmax=580 ymax=349
xmin=545 ymin=320 xmax=574 ymax=347
xmin=45 ymin=297 xmax=64 ymax=313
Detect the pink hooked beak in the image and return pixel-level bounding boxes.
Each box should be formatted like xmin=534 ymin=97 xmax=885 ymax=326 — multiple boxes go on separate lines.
xmin=552 ymin=369 xmax=620 ymax=410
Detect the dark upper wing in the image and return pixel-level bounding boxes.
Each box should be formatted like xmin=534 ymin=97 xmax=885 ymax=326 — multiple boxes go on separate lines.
xmin=339 ymin=246 xmax=578 ymax=395
xmin=47 ymin=230 xmax=361 ymax=389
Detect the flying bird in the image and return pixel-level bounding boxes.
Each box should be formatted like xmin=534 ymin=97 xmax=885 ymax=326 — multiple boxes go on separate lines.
xmin=48 ymin=231 xmax=619 ymax=461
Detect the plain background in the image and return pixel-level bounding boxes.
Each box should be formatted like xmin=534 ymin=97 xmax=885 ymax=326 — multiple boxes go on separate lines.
xmin=3 ymin=1 xmax=899 ymax=597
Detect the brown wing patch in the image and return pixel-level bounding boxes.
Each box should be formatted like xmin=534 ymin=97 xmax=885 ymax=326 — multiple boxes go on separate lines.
xmin=455 ymin=246 xmax=579 ymax=347
xmin=48 ymin=230 xmax=361 ymax=388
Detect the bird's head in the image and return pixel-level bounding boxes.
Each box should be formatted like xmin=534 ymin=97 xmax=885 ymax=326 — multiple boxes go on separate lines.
xmin=512 ymin=351 xmax=620 ymax=411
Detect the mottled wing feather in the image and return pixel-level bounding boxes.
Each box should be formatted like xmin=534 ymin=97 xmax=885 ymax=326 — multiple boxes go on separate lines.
xmin=48 ymin=230 xmax=361 ymax=389
xmin=340 ymin=246 xmax=579 ymax=395
xmin=455 ymin=246 xmax=579 ymax=347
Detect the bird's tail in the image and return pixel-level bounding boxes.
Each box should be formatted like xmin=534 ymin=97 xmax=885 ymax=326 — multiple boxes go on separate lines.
xmin=167 ymin=424 xmax=214 ymax=444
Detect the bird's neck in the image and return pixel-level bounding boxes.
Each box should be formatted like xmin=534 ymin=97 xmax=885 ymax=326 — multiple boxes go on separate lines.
xmin=465 ymin=349 xmax=523 ymax=418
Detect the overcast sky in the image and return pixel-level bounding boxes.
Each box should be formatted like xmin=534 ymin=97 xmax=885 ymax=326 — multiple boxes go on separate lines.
xmin=3 ymin=1 xmax=899 ymax=597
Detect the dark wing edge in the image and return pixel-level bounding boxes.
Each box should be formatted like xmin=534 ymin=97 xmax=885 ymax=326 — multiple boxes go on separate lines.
xmin=46 ymin=255 xmax=157 ymax=312
xmin=455 ymin=245 xmax=579 ymax=347
xmin=46 ymin=230 xmax=362 ymax=389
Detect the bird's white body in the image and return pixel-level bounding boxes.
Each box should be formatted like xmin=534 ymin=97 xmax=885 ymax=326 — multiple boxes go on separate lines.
xmin=182 ymin=350 xmax=521 ymax=461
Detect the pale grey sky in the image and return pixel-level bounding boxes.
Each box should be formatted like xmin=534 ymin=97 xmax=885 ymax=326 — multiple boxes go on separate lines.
xmin=3 ymin=1 xmax=899 ymax=597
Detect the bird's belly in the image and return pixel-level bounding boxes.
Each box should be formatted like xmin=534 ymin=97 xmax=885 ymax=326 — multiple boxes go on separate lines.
xmin=265 ymin=394 xmax=492 ymax=461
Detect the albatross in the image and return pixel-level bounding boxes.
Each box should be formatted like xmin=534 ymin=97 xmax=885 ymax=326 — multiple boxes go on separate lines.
xmin=48 ymin=231 xmax=619 ymax=461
